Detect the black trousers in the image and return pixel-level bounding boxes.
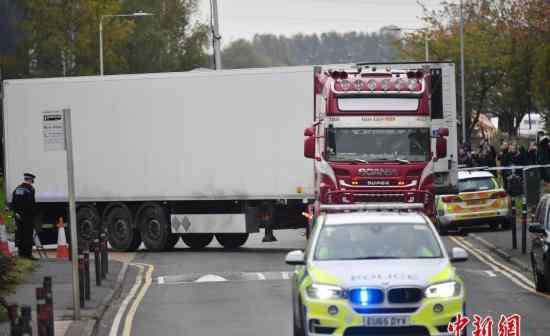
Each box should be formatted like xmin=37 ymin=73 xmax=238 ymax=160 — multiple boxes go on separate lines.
xmin=15 ymin=216 xmax=34 ymax=257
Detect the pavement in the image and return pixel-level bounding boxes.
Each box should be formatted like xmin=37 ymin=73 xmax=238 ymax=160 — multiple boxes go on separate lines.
xmin=0 ymin=251 xmax=128 ymax=336
xmin=92 ymin=228 xmax=550 ymax=336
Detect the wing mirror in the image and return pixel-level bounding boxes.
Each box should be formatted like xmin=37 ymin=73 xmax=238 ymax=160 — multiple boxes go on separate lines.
xmin=529 ymin=223 xmax=546 ymax=235
xmin=285 ymin=250 xmax=305 ymax=265
xmin=435 ymin=128 xmax=449 ymax=159
xmin=304 ymin=127 xmax=314 ymax=137
xmin=304 ymin=128 xmax=315 ymax=159
xmin=450 ymin=247 xmax=468 ymax=262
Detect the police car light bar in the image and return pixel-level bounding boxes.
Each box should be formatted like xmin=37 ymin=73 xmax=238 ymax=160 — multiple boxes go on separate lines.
xmin=319 ymin=203 xmax=424 ymax=212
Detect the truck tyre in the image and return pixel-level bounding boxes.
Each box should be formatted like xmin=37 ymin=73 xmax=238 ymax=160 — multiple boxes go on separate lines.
xmin=105 ymin=206 xmax=141 ymax=251
xmin=164 ymin=233 xmax=180 ymax=251
xmin=139 ymin=205 xmax=170 ymax=252
xmin=215 ymin=233 xmax=249 ymax=249
xmin=77 ymin=205 xmax=101 ymax=244
xmin=181 ymin=234 xmax=214 ymax=249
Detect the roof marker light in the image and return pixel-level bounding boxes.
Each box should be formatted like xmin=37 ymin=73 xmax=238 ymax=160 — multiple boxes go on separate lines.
xmin=381 ymin=79 xmax=390 ymax=91
xmin=367 ymin=80 xmax=377 ymax=91
xmin=354 ymin=79 xmax=364 ymax=91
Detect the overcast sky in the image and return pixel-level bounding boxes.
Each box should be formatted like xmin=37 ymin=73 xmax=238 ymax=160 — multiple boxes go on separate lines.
xmin=197 ymin=0 xmax=449 ymax=45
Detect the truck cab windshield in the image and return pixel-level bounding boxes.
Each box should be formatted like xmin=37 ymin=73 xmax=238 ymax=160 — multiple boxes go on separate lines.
xmin=325 ymin=128 xmax=430 ymax=163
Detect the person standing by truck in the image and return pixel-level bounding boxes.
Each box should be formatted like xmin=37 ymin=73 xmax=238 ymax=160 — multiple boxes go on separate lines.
xmin=10 ymin=173 xmax=37 ymax=260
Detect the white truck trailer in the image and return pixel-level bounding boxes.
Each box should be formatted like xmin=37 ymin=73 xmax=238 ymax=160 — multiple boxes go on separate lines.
xmin=2 ymin=67 xmax=315 ymax=251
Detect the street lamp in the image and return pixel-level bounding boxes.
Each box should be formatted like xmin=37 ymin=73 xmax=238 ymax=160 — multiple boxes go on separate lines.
xmin=459 ymin=0 xmax=467 ymax=143
xmin=99 ymin=11 xmax=154 ymax=76
xmin=384 ymin=27 xmax=430 ymax=61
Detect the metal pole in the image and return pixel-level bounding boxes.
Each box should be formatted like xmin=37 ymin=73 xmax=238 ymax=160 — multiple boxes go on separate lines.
xmin=211 ymin=0 xmax=222 ymax=70
xmin=99 ymin=18 xmax=104 ymax=76
xmin=64 ymin=108 xmax=81 ymax=320
xmin=460 ymin=0 xmax=466 ymax=143
xmin=424 ymin=34 xmax=429 ymax=62
xmin=521 ymin=168 xmax=527 ymax=254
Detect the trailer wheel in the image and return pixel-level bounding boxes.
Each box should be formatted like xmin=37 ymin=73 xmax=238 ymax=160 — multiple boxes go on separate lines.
xmin=139 ymin=205 xmax=170 ymax=252
xmin=106 ymin=206 xmax=141 ymax=251
xmin=164 ymin=233 xmax=180 ymax=251
xmin=181 ymin=234 xmax=214 ymax=249
xmin=215 ymin=233 xmax=249 ymax=249
xmin=77 ymin=205 xmax=101 ymax=244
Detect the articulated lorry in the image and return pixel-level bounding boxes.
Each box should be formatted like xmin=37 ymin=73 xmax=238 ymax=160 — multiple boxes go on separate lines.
xmin=2 ymin=67 xmax=316 ymax=251
xmin=304 ymin=62 xmax=459 ymax=218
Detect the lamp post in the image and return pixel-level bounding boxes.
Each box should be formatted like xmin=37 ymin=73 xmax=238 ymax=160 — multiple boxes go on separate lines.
xmin=384 ymin=27 xmax=430 ymax=61
xmin=99 ymin=11 xmax=154 ymax=76
xmin=460 ymin=0 xmax=467 ymax=143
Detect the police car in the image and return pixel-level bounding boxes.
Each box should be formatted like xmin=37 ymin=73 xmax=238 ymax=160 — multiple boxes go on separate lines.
xmin=435 ymin=171 xmax=510 ymax=234
xmin=286 ymin=204 xmax=468 ymax=336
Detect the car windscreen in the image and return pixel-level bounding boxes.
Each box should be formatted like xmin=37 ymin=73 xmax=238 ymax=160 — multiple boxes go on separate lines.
xmin=314 ymin=222 xmax=443 ymax=261
xmin=459 ymin=177 xmax=497 ymax=193
xmin=325 ymin=128 xmax=430 ymax=162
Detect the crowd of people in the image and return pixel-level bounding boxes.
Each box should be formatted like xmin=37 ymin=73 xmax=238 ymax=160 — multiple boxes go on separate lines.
xmin=458 ymin=136 xmax=550 ymax=169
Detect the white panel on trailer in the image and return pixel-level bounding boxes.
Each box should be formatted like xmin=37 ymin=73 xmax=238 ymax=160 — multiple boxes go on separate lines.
xmin=3 ymin=67 xmax=315 ymax=202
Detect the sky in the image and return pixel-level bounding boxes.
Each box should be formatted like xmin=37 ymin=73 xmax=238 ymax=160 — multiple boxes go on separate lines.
xmin=197 ymin=0 xmax=449 ymax=45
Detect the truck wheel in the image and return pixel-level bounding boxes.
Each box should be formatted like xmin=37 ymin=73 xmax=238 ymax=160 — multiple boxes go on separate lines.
xmin=77 ymin=205 xmax=101 ymax=244
xmin=164 ymin=233 xmax=180 ymax=251
xmin=106 ymin=206 xmax=141 ymax=251
xmin=181 ymin=234 xmax=214 ymax=249
xmin=139 ymin=205 xmax=170 ymax=252
xmin=215 ymin=233 xmax=249 ymax=249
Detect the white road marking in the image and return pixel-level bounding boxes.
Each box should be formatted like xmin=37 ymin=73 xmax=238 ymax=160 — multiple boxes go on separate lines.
xmin=256 ymin=272 xmax=266 ymax=280
xmin=157 ymin=276 xmax=165 ymax=285
xmin=484 ymin=270 xmax=497 ymax=277
xmin=281 ymin=271 xmax=290 ymax=280
xmin=195 ymin=274 xmax=227 ymax=282
xmin=109 ymin=264 xmax=144 ymax=336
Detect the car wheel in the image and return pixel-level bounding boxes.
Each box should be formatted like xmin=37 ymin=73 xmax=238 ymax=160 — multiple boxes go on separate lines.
xmin=436 ymin=221 xmax=448 ymax=236
xmin=531 ymin=252 xmax=548 ymax=293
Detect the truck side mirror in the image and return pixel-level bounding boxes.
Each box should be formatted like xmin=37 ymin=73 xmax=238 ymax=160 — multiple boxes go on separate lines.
xmin=304 ymin=136 xmax=315 ymax=159
xmin=304 ymin=127 xmax=314 ymax=137
xmin=436 ymin=137 xmax=447 ymax=159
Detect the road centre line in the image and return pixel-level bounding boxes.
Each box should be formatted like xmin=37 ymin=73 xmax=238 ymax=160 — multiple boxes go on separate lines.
xmin=109 ymin=264 xmax=144 ymax=336
xmin=450 ymin=237 xmax=550 ymax=300
xmin=257 ymin=272 xmax=266 ymax=280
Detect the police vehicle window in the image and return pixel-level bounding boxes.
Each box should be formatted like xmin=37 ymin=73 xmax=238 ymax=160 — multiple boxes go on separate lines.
xmin=314 ymin=222 xmax=443 ymax=260
xmin=458 ymin=177 xmax=496 ymax=192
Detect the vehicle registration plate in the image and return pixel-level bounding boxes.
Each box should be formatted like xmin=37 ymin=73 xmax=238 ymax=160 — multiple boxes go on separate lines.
xmin=363 ymin=316 xmax=409 ymax=327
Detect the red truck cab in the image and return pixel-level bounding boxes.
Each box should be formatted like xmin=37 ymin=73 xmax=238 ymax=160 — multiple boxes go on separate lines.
xmin=305 ymin=63 xmax=456 ymax=217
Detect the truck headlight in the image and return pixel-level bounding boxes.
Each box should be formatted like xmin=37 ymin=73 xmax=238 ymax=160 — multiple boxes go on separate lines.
xmin=306 ymin=283 xmax=346 ymax=300
xmin=425 ymin=281 xmax=461 ymax=298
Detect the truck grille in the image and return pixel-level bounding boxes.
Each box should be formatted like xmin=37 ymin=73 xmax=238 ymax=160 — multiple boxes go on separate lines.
xmin=344 ymin=326 xmax=430 ymax=336
xmin=387 ymin=288 xmax=424 ymax=304
xmin=354 ymin=193 xmax=405 ymax=203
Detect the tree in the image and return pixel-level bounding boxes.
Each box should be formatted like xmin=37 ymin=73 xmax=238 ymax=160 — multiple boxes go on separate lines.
xmin=400 ymin=0 xmax=550 ymax=139
xmin=120 ymin=0 xmax=210 ymax=73
xmin=17 ymin=0 xmax=135 ymax=77
xmin=221 ymin=39 xmax=273 ymax=69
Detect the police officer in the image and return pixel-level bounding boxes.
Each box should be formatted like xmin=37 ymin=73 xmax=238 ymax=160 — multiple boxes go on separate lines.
xmin=11 ymin=173 xmax=37 ymax=260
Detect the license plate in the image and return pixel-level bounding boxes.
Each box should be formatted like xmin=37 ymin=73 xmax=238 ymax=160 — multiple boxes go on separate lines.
xmin=363 ymin=316 xmax=410 ymax=327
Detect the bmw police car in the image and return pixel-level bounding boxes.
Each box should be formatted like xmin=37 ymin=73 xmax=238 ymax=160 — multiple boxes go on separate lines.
xmin=435 ymin=170 xmax=510 ymax=234
xmin=286 ymin=204 xmax=468 ymax=336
